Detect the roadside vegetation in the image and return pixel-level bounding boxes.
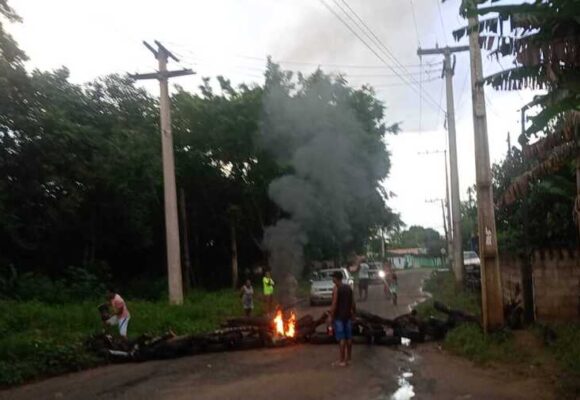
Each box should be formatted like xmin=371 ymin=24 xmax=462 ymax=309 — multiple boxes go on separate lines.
xmin=0 ymin=280 xmax=260 ymax=387
xmin=418 ymin=271 xmax=580 ymax=398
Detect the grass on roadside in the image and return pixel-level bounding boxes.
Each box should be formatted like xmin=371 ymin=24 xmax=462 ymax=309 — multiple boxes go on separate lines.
xmin=418 ymin=270 xmax=580 ymax=398
xmin=0 ymin=289 xmax=261 ymax=387
xmin=417 ymin=271 xmax=526 ymax=365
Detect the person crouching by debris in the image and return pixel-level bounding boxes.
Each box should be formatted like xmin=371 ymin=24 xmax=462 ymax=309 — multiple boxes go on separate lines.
xmin=103 ymin=289 xmax=131 ymax=338
xmin=330 ymin=270 xmax=356 ymax=367
xmin=263 ymin=270 xmax=275 ymax=314
xmin=240 ymin=279 xmax=254 ymax=316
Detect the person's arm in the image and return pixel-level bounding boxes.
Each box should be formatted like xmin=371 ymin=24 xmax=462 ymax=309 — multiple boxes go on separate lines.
xmin=329 ymin=286 xmax=338 ymax=321
xmin=351 ymin=290 xmax=356 ymax=318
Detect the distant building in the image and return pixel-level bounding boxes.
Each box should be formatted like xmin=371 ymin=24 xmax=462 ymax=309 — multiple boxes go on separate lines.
xmin=386 ymin=248 xmax=443 ymax=269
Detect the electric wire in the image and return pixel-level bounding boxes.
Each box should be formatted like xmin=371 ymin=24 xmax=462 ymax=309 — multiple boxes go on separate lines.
xmin=409 ymin=0 xmax=422 ymax=134
xmin=333 ymin=0 xmax=444 ymax=112
xmin=436 ymin=0 xmax=448 ymax=46
xmin=321 ymin=0 xmax=444 ymax=112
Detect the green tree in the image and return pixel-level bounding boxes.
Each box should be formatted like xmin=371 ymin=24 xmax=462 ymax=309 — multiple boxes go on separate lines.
xmin=449 ymin=0 xmax=580 ymax=249
xmin=390 ymin=226 xmax=446 ymax=256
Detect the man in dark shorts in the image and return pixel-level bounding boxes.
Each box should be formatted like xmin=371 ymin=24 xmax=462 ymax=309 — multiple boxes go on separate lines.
xmin=330 ymin=270 xmax=356 ymax=367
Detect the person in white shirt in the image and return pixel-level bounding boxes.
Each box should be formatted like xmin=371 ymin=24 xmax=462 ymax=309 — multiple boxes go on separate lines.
xmin=358 ymin=257 xmax=370 ymax=301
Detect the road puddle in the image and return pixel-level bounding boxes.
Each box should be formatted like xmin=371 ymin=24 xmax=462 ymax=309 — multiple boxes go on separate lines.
xmin=386 ymin=338 xmax=416 ymax=399
xmin=390 ymin=370 xmax=415 ymax=400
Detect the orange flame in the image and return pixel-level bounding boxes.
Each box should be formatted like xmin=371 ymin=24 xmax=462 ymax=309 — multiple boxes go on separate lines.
xmin=286 ymin=312 xmax=296 ymax=337
xmin=272 ymin=309 xmax=296 ymax=338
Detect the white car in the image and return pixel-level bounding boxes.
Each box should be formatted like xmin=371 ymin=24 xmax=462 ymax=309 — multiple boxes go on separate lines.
xmin=309 ymin=268 xmax=354 ymax=306
xmin=463 ymin=251 xmax=481 ymax=267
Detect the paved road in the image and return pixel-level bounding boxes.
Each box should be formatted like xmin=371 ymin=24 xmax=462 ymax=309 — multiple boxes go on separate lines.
xmin=1 ymin=269 xmax=550 ymax=400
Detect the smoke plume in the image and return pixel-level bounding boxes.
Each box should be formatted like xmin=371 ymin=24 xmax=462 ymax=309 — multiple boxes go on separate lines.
xmin=260 ymin=67 xmax=390 ymax=288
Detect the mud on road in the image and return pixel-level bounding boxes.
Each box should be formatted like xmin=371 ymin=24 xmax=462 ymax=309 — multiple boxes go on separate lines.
xmin=1 ymin=269 xmax=552 ymax=400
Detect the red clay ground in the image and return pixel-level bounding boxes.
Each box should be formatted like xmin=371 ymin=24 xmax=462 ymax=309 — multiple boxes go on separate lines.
xmin=0 ymin=269 xmax=554 ymax=400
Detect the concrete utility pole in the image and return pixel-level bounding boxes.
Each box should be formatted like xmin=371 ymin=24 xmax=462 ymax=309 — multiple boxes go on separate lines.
xmin=418 ymin=45 xmax=468 ymax=285
xmin=418 ymin=149 xmax=453 ymax=260
xmin=466 ymin=5 xmax=504 ymax=331
xmin=130 ymin=41 xmax=194 ymax=305
xmin=425 ymin=198 xmax=448 ymax=247
xmin=443 ymin=150 xmax=453 ymax=259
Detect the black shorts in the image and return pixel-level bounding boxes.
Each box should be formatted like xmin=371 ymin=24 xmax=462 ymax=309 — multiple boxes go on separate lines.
xmin=359 ymin=279 xmax=369 ymax=290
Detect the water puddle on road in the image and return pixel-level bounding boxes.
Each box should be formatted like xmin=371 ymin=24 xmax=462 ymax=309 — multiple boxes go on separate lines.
xmin=383 ymin=338 xmax=416 ymax=400
xmin=391 ymin=370 xmax=415 ymax=400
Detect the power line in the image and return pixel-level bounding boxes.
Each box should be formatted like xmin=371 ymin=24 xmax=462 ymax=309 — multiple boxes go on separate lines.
xmin=436 ymin=0 xmax=448 ymax=46
xmin=166 ymin=41 xmax=443 ymax=70
xmin=321 ymin=0 xmax=444 ymax=112
xmin=333 ymin=0 xmax=445 ymax=112
xmin=173 ymin=49 xmax=441 ymax=84
xmin=409 ymin=0 xmax=421 ymax=47
xmin=234 ymin=54 xmax=441 ymax=70
xmin=371 ymin=76 xmax=441 ymax=89
xmin=337 ymin=69 xmax=442 ymax=78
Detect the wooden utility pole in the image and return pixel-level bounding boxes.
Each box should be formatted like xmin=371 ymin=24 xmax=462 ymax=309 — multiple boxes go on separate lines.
xmin=443 ymin=150 xmax=453 ymax=258
xmin=130 ymin=41 xmax=194 ymax=305
xmin=426 ymin=198 xmax=448 ymax=255
xmin=440 ymin=199 xmax=449 ymax=250
xmin=415 ymin=43 xmax=468 ymax=285
xmin=466 ymin=5 xmax=504 ymax=331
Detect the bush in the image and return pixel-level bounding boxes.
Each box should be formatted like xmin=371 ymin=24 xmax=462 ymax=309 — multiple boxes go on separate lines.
xmin=0 ymin=265 xmax=107 ymax=303
xmin=417 ymin=270 xmax=481 ymax=319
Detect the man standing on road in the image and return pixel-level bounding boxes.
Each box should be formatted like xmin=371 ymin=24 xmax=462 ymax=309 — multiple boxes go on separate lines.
xmin=358 ymin=257 xmax=370 ymax=301
xmin=330 ymin=270 xmax=356 ymax=367
xmin=262 ymin=270 xmax=275 ymax=314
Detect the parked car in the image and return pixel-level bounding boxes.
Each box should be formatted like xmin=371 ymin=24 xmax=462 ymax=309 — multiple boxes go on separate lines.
xmin=463 ymin=251 xmax=481 ymax=267
xmin=463 ymin=250 xmax=481 ymax=291
xmin=309 ymin=268 xmax=354 ymax=306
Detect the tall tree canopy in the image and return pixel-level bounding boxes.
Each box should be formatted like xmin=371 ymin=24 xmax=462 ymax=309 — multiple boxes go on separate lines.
xmin=389 ymin=226 xmax=445 ymax=256
xmin=0 ymin=4 xmax=400 ymax=290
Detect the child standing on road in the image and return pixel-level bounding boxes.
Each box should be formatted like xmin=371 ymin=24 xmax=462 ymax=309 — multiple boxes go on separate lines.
xmin=240 ymin=279 xmax=254 ymax=316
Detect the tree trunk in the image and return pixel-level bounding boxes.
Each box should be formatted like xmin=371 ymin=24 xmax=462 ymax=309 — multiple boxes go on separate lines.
xmin=231 ymin=216 xmax=238 ymax=289
xmin=576 ymin=154 xmax=580 ymax=243
xmin=179 ymin=188 xmax=192 ymax=293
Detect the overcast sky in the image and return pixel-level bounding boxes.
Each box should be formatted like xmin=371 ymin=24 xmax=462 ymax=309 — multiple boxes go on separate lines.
xmin=8 ymin=0 xmax=538 ymax=233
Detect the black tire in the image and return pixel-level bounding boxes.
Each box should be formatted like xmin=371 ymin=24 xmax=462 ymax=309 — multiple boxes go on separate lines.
xmin=309 ymin=333 xmax=336 ymax=345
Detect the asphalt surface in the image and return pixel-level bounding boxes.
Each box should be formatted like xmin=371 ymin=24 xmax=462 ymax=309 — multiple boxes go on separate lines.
xmin=1 ymin=269 xmax=551 ymax=400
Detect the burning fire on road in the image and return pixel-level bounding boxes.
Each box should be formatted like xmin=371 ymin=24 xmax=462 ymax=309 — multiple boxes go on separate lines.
xmin=272 ymin=309 xmax=297 ymax=338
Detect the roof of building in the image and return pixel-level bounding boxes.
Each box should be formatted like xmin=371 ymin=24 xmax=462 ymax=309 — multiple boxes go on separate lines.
xmin=387 ymin=247 xmax=427 ymax=256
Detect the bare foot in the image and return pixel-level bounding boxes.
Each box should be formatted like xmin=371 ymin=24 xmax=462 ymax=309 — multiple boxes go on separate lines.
xmin=332 ymin=361 xmax=347 ymax=367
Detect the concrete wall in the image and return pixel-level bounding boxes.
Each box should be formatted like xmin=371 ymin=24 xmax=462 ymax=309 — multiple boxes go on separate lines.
xmin=500 ymin=250 xmax=580 ymax=321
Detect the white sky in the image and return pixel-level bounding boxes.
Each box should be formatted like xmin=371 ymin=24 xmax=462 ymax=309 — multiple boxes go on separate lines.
xmin=8 ymin=0 xmax=537 ymax=233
